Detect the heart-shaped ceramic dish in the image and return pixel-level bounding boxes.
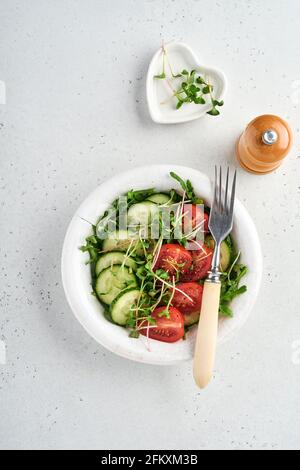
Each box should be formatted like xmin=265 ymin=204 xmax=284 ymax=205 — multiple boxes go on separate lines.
xmin=61 ymin=165 xmax=262 ymax=366
xmin=146 ymin=42 xmax=227 ymax=124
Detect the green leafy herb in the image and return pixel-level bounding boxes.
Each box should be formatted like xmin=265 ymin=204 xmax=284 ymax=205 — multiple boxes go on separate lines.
xmin=157 ymin=308 xmax=171 ymax=319
xmin=219 ymin=261 xmax=248 ymax=317
xmin=170 ymin=172 xmax=203 ymax=204
xmin=129 ymin=330 xmax=140 ymax=338
xmin=80 ymin=235 xmax=100 ymax=266
xmin=202 ymin=85 xmax=211 ymax=95
xmin=207 ymin=99 xmax=224 ymax=116
xmin=153 ymin=46 xmax=224 ymax=116
xmin=126 ymin=188 xmax=156 ymax=206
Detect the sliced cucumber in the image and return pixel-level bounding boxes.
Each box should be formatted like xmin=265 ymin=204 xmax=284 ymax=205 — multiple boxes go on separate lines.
xmin=110 ymin=288 xmax=141 ymax=326
xmin=184 ymin=311 xmax=200 ymax=327
xmin=127 ymin=201 xmax=160 ymax=239
xmin=127 ymin=201 xmax=159 ymax=227
xmin=205 ymin=236 xmax=231 ymax=272
xmin=102 ymin=230 xmax=144 ymax=256
xmin=147 ymin=193 xmax=171 ymax=205
xmin=95 ymin=251 xmax=137 ymax=276
xmin=95 ymin=265 xmax=137 ymax=305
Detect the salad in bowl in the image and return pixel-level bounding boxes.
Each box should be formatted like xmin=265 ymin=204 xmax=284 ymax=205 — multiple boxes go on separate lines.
xmin=61 ymin=165 xmax=262 ymax=365
xmin=80 ymin=172 xmax=247 ymax=345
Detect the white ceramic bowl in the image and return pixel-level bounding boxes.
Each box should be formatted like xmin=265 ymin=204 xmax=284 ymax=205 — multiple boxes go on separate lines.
xmin=61 ymin=165 xmax=262 ymax=365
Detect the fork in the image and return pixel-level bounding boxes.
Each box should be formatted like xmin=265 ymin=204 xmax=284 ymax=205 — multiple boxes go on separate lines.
xmin=193 ymin=166 xmax=237 ymax=389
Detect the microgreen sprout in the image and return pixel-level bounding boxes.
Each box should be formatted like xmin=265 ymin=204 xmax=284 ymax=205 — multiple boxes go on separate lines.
xmin=218 ymin=245 xmax=248 ymax=316
xmin=154 ymin=46 xmax=224 ymax=115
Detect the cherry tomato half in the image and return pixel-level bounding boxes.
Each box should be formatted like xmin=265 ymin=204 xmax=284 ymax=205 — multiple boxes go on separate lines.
xmin=138 ymin=306 xmax=185 ymax=343
xmin=154 ymin=244 xmax=192 ymax=277
xmin=182 ymin=204 xmax=209 ymax=236
xmin=181 ymin=245 xmax=213 ymax=282
xmin=171 ymin=282 xmax=203 ymax=315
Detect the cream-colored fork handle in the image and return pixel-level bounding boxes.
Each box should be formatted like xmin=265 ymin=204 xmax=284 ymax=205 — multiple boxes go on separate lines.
xmin=193 ymin=281 xmax=221 ymax=389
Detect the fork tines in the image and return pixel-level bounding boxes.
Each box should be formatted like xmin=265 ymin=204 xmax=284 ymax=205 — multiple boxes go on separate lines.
xmin=213 ymin=166 xmax=237 ymax=216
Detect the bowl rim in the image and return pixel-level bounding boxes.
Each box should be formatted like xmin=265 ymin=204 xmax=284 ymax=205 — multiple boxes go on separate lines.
xmin=61 ymin=164 xmax=263 ymax=365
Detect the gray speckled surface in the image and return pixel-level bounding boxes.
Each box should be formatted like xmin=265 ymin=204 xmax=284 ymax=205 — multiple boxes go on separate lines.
xmin=1 ymin=0 xmax=300 ymax=450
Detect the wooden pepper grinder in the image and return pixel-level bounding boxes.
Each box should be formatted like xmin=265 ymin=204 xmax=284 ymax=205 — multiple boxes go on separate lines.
xmin=236 ymin=114 xmax=293 ymax=174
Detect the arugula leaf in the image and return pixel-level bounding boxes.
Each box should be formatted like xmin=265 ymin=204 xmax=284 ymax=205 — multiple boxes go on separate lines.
xmin=80 ymin=235 xmax=100 ymax=266
xmin=96 ymin=206 xmax=118 ymax=237
xmin=219 ymin=262 xmax=248 ymax=317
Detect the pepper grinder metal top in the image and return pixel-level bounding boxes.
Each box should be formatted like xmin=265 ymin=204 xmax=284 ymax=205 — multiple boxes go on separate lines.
xmin=236 ymin=115 xmax=293 ymax=174
xmin=262 ymin=129 xmax=278 ymax=146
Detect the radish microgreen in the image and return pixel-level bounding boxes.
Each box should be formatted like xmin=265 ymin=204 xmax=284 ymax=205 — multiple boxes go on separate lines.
xmin=154 ymin=46 xmax=224 ymax=115
xmin=170 ymin=172 xmax=203 ymax=204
